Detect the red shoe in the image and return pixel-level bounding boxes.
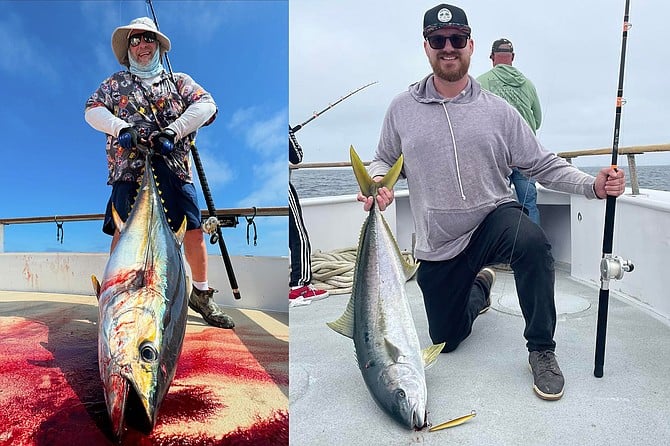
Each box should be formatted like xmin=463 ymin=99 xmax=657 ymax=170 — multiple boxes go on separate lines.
xmin=289 ymin=285 xmax=329 ymax=301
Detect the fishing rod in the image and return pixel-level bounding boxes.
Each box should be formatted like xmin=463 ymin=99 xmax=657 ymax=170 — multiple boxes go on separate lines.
xmin=594 ymin=0 xmax=634 ymax=378
xmin=146 ymin=0 xmax=241 ymax=300
xmin=291 ymin=81 xmax=378 ymax=132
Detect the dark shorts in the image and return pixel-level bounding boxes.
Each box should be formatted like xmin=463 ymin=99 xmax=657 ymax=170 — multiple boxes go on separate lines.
xmin=103 ymin=156 xmax=201 ymax=235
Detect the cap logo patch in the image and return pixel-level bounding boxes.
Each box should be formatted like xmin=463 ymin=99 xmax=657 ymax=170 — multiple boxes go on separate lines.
xmin=437 ymin=8 xmax=452 ymax=23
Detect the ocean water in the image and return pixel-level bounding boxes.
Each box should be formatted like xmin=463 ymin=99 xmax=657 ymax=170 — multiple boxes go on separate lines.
xmin=292 ymin=165 xmax=669 ymax=199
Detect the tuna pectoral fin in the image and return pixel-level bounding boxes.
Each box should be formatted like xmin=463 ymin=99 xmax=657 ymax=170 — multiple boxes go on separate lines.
xmin=326 ymin=295 xmax=355 ymax=338
xmin=91 ymin=275 xmax=101 ymax=299
xmin=349 ymin=145 xmax=404 ymax=197
xmin=422 ymin=343 xmax=446 ymax=369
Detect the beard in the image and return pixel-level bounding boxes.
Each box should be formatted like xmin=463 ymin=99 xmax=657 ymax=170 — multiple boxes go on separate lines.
xmin=429 ymin=51 xmax=470 ymax=82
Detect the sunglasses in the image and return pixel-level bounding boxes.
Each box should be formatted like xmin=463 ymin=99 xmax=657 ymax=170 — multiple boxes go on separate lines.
xmin=426 ymin=34 xmax=470 ymax=50
xmin=129 ymin=31 xmax=157 ymax=47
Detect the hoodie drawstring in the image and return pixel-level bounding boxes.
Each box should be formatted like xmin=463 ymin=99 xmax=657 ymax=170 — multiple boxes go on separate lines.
xmin=441 ymin=102 xmax=466 ymax=200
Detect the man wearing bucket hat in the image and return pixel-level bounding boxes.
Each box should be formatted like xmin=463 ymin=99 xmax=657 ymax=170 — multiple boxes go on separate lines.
xmin=360 ymin=4 xmax=626 ymax=401
xmin=84 ymin=17 xmax=235 ymax=329
xmin=477 ymin=38 xmax=543 ymax=226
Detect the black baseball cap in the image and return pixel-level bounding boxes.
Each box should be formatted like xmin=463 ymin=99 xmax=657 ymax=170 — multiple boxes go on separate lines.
xmin=492 ymin=38 xmax=514 ymax=53
xmin=423 ymin=4 xmax=471 ymax=37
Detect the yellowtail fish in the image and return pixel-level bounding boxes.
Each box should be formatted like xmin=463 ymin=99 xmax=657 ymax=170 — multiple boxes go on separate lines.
xmin=328 ymin=146 xmax=444 ymax=429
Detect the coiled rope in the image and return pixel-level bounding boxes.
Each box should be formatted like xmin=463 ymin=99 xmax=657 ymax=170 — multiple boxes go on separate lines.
xmin=310 ymin=247 xmax=417 ymax=295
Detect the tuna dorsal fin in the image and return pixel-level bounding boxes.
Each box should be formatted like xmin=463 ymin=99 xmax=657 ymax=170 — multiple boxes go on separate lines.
xmin=91 ymin=275 xmax=101 ymax=299
xmin=326 ymin=295 xmax=355 ymax=338
xmin=422 ymin=343 xmax=446 ymax=369
xmin=175 ymin=216 xmax=187 ymax=244
xmin=111 ymin=204 xmax=125 ymax=233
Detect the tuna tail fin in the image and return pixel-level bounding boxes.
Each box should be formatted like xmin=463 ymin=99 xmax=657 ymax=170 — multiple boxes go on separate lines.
xmin=349 ymin=145 xmax=404 ymax=198
xmin=111 ymin=204 xmax=125 ymax=233
xmin=91 ymin=275 xmax=101 ymax=300
xmin=326 ymin=294 xmax=355 ymax=339
xmin=422 ymin=343 xmax=446 ymax=369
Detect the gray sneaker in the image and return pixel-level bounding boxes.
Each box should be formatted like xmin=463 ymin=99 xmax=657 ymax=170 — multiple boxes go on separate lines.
xmin=476 ymin=268 xmax=496 ymax=314
xmin=529 ymin=350 xmax=565 ymax=400
xmin=188 ymin=286 xmax=235 ymax=329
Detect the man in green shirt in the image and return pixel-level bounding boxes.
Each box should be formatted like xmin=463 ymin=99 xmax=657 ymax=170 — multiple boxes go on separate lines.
xmin=477 ymin=38 xmax=542 ymax=225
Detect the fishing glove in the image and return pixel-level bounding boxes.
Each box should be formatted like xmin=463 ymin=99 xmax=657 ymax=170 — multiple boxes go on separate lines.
xmin=151 ymin=129 xmax=177 ymax=155
xmin=117 ymin=127 xmax=138 ymax=149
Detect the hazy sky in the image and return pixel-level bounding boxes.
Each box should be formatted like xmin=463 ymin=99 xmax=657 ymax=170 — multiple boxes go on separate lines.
xmin=0 ymin=0 xmax=288 ymax=255
xmin=290 ymin=0 xmax=670 ymax=168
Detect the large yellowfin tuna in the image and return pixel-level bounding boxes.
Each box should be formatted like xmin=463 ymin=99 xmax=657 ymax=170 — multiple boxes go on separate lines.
xmin=92 ymin=154 xmax=189 ymax=437
xmin=328 ymin=146 xmax=444 ymax=429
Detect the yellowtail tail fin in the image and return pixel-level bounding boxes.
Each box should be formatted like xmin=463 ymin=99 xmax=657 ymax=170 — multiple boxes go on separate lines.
xmin=349 ymin=145 xmax=403 ymax=198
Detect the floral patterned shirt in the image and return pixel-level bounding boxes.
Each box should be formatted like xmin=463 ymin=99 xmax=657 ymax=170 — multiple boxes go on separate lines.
xmin=85 ymin=70 xmax=216 ymax=184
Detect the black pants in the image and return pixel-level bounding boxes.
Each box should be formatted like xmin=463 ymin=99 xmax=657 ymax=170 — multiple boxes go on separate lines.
xmin=417 ymin=202 xmax=556 ymax=353
xmin=288 ymin=182 xmax=311 ymax=287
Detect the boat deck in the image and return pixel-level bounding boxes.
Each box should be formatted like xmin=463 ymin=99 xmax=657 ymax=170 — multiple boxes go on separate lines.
xmin=0 ymin=291 xmax=288 ymax=445
xmin=289 ymin=267 xmax=670 ymax=445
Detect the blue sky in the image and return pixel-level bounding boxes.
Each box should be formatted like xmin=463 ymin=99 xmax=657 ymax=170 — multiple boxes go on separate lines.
xmin=0 ymin=0 xmax=288 ymax=256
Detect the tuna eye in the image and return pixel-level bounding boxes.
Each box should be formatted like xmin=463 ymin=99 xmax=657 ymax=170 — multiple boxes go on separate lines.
xmin=140 ymin=342 xmax=158 ymax=362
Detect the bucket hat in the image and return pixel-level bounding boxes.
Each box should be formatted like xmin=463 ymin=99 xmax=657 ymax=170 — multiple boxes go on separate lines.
xmin=111 ymin=17 xmax=170 ymax=67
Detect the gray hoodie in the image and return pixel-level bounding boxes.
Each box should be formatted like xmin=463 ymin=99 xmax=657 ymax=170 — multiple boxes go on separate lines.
xmin=369 ymin=74 xmax=597 ymax=261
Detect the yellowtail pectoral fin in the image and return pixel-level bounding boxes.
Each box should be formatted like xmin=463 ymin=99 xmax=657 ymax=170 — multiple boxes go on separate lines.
xmin=422 ymin=342 xmax=446 ymax=369
xmin=91 ymin=275 xmax=101 ymax=299
xmin=111 ymin=204 xmax=125 ymax=233
xmin=384 ymin=337 xmax=405 ymax=362
xmin=326 ymin=294 xmax=355 ymax=338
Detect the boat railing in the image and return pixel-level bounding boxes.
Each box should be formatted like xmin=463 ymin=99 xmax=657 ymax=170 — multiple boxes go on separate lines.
xmin=557 ymin=143 xmax=670 ymax=195
xmin=0 ymin=207 xmax=288 ymax=253
xmin=290 ymin=142 xmax=670 ymax=196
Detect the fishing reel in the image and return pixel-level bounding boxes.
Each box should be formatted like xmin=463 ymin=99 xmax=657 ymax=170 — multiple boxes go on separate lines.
xmin=202 ymin=216 xmax=239 ymax=244
xmin=600 ymin=254 xmax=634 ymax=284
